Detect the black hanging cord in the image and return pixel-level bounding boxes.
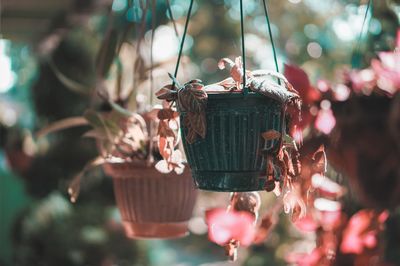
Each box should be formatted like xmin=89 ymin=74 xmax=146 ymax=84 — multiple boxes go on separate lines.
xmin=239 ymin=0 xmax=248 ymax=94
xmin=172 ymin=0 xmax=194 ymax=82
xmin=165 ymin=0 xmax=179 ymax=38
xmin=262 ymin=0 xmax=280 ymax=85
xmin=150 ymin=0 xmax=156 ymax=105
xmin=351 ymin=0 xmax=372 ymax=68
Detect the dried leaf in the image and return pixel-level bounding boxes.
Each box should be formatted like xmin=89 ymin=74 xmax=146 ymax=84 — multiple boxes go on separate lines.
xmin=154 ymin=160 xmax=172 ymax=174
xmin=218 ymin=58 xmax=235 ymax=70
xmin=184 ymin=112 xmax=206 ymax=143
xmin=157 ymin=109 xmax=179 ymax=120
xmin=36 ymin=117 xmax=88 ymax=138
xmin=177 ymin=83 xmax=207 ymax=113
xmin=312 ymin=145 xmax=327 ymax=174
xmin=185 ymin=127 xmax=197 ymax=144
xmin=155 ymin=85 xmax=178 ymax=101
xmin=262 ymin=130 xmax=281 ymax=141
xmin=133 ymin=55 xmax=146 ymax=82
xmin=68 ymin=156 xmax=105 ymax=203
xmin=83 ymin=110 xmax=120 ymax=142
xmin=82 ymin=129 xmax=108 ymax=139
xmin=230 ymin=192 xmax=261 ymax=220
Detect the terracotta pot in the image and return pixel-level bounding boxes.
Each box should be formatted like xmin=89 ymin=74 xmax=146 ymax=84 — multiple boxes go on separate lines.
xmin=103 ymin=161 xmax=197 ymax=239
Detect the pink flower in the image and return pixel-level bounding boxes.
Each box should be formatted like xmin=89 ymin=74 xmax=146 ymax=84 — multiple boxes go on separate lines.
xmin=314 ymin=108 xmax=336 ymax=135
xmin=205 ymin=208 xmax=256 ymax=246
xmin=340 ymin=209 xmax=388 ymax=254
xmin=370 ymin=30 xmax=400 ymax=94
xmin=284 ymin=64 xmax=321 ymax=105
xmin=286 ymin=248 xmax=324 ymax=266
xmin=371 ymin=51 xmax=400 ymax=94
xmin=294 ymin=215 xmax=319 ymax=232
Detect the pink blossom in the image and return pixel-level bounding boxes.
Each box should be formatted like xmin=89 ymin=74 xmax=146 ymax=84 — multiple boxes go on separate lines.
xmin=340 ymin=210 xmax=388 ymax=254
xmin=314 ymin=109 xmax=336 ymax=135
xmin=206 ymin=208 xmax=255 ymax=246
xmin=371 ymin=51 xmax=400 ymax=93
xmin=286 ymin=248 xmax=323 ymax=266
xmin=294 ymin=215 xmax=319 ymax=232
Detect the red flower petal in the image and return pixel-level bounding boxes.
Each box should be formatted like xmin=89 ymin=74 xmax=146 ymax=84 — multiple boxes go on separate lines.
xmin=294 ymin=215 xmax=319 ymax=232
xmin=206 ymin=208 xmax=255 ymax=246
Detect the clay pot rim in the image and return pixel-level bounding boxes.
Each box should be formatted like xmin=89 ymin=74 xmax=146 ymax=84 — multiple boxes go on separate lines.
xmin=103 ymin=158 xmax=191 ymax=179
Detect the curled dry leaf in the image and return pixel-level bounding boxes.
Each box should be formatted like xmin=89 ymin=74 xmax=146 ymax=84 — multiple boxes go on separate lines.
xmin=156 ymin=107 xmax=185 ymax=174
xmin=68 ymin=156 xmax=105 ymax=203
xmin=184 ymin=112 xmax=206 ymax=144
xmin=229 ymin=192 xmax=261 ymax=220
xmin=262 ymin=129 xmax=281 ymax=141
xmin=155 ymin=84 xmax=178 ymax=102
xmin=157 ymin=108 xmax=179 ymax=120
xmin=177 ymin=82 xmax=207 ymax=113
xmin=218 ymin=57 xmax=252 ymax=89
xmin=312 ymin=145 xmax=327 ymax=174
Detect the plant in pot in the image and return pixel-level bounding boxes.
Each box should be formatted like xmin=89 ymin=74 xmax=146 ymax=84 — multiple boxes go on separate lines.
xmin=155 ymin=0 xmax=302 ymax=192
xmin=37 ymin=8 xmax=198 ymax=239
xmin=156 ymin=58 xmax=301 ymax=192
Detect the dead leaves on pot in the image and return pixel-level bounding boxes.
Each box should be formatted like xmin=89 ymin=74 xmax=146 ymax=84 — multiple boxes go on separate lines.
xmin=156 ymin=76 xmax=208 ymax=144
xmin=264 ymin=132 xmax=306 ymax=222
xmin=178 ymin=81 xmax=207 ymax=143
xmin=262 ymin=129 xmax=281 ymax=141
xmin=156 ymin=107 xmax=185 ymax=174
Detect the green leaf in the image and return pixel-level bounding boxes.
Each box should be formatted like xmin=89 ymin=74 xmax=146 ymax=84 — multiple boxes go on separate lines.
xmin=108 ymin=101 xmax=133 ymax=117
xmin=83 ymin=110 xmax=120 ymax=140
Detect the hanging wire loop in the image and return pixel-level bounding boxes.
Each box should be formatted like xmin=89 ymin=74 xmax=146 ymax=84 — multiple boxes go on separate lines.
xmin=262 ymin=0 xmax=280 ymax=85
xmin=172 ymin=0 xmax=194 ymax=86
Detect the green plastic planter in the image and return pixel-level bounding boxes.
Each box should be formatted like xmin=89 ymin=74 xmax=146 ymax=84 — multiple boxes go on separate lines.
xmin=180 ymin=91 xmax=282 ymax=192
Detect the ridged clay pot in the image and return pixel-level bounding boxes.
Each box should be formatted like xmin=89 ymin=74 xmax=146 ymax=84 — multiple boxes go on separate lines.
xmin=103 ymin=161 xmax=197 ymax=239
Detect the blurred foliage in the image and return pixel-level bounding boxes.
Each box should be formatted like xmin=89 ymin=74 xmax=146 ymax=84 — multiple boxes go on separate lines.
xmin=0 ymin=0 xmax=399 ymax=265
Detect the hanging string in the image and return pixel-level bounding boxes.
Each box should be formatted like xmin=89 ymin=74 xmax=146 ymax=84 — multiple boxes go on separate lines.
xmin=172 ymin=0 xmax=194 ymax=82
xmin=0 ymin=0 xmax=2 ymax=38
xmin=262 ymin=0 xmax=280 ymax=84
xmin=239 ymin=0 xmax=248 ymax=94
xmin=351 ymin=0 xmax=372 ymax=68
xmin=165 ymin=0 xmax=179 ymax=38
xmin=149 ymin=0 xmax=156 ymax=105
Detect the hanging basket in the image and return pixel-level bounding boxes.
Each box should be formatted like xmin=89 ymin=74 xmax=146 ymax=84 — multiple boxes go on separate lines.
xmin=180 ymin=91 xmax=283 ymax=192
xmin=103 ymin=161 xmax=197 ymax=239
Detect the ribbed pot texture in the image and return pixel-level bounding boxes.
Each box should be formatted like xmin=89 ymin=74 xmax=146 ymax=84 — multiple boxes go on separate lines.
xmin=180 ymin=92 xmax=282 ymax=192
xmin=103 ymin=161 xmax=197 ymax=239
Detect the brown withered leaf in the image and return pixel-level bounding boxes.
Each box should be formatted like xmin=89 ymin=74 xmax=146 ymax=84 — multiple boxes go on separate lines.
xmin=230 ymin=192 xmax=261 ymax=220
xmin=312 ymin=145 xmax=327 ymax=174
xmin=185 ymin=127 xmax=197 ymax=144
xmin=184 ymin=112 xmax=206 ymax=143
xmin=155 ymin=85 xmax=178 ymax=102
xmin=262 ymin=130 xmax=281 ymax=141
xmin=178 ymin=83 xmax=207 ymax=113
xmin=157 ymin=108 xmax=179 ymax=120
xmin=157 ymin=120 xmax=176 ymax=160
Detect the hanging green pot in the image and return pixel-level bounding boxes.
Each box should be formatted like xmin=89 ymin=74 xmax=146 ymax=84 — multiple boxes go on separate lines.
xmin=180 ymin=91 xmax=282 ymax=191
xmin=155 ymin=0 xmax=300 ymax=192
